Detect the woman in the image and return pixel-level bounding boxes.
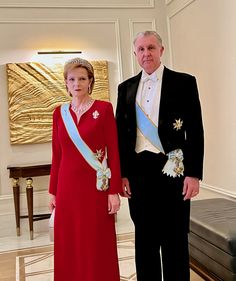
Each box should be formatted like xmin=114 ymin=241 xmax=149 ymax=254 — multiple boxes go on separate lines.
xmin=49 ymin=57 xmax=122 ymax=281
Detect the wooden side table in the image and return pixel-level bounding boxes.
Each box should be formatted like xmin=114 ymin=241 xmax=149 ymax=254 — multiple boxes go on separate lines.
xmin=7 ymin=164 xmax=51 ymax=240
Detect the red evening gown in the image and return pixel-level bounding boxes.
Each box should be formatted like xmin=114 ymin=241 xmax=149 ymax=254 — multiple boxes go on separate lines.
xmin=49 ymin=100 xmax=122 ymax=281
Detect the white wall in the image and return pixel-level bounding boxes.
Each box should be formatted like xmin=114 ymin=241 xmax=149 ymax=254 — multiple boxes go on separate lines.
xmin=1 ymin=0 xmax=236 ymax=217
xmin=0 ymin=0 xmax=169 ymax=213
xmin=166 ymin=0 xmax=236 ymax=197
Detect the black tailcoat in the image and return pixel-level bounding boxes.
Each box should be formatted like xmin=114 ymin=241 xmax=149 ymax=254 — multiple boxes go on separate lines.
xmin=116 ymin=66 xmax=204 ymax=181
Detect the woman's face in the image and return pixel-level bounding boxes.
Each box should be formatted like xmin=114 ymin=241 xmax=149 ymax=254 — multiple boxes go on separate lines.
xmin=66 ymin=67 xmax=91 ymax=98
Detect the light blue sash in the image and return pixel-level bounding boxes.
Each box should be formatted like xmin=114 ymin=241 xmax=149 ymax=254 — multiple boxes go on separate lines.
xmin=60 ymin=103 xmax=111 ymax=191
xmin=135 ymin=102 xmax=164 ymax=153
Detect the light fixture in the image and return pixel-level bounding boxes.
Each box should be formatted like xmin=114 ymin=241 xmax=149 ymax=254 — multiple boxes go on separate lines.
xmin=37 ymin=51 xmax=82 ymax=55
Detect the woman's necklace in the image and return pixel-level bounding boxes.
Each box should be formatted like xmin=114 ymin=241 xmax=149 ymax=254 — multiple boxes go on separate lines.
xmin=71 ymin=98 xmax=94 ymax=115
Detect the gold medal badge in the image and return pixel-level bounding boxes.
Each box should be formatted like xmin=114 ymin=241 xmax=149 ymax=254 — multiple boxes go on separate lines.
xmin=173 ymin=119 xmax=183 ymax=131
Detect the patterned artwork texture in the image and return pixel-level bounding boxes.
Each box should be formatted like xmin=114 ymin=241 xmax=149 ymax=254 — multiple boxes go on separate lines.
xmin=6 ymin=61 xmax=109 ymax=144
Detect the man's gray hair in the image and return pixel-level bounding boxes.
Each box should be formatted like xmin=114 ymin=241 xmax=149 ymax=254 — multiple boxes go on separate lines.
xmin=133 ymin=30 xmax=162 ymax=46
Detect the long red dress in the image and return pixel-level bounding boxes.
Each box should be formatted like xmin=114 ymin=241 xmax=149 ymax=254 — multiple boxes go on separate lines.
xmin=49 ymin=100 xmax=122 ymax=281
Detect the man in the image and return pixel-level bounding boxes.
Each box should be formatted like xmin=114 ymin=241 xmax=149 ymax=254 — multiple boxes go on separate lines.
xmin=115 ymin=31 xmax=204 ymax=281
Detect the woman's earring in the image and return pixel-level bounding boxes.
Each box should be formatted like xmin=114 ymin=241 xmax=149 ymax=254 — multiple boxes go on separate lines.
xmin=88 ymin=85 xmax=91 ymax=94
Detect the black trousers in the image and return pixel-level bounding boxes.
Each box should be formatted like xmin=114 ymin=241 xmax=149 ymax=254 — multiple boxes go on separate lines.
xmin=128 ymin=151 xmax=190 ymax=281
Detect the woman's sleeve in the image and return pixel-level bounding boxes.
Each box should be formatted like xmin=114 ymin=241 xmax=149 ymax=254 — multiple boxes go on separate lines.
xmin=104 ymin=103 xmax=122 ymax=194
xmin=49 ymin=107 xmax=62 ymax=195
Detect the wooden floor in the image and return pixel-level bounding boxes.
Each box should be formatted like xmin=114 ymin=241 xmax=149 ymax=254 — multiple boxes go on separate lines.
xmin=0 ymin=245 xmax=53 ymax=281
xmin=0 ymin=245 xmax=204 ymax=281
xmin=0 ymin=241 xmax=205 ymax=281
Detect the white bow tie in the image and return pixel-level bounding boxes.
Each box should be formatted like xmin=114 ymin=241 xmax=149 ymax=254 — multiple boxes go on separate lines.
xmin=141 ymin=74 xmax=158 ymax=82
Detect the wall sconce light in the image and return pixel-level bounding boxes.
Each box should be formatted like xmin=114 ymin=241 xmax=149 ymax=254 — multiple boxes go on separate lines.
xmin=37 ymin=51 xmax=82 ymax=55
xmin=35 ymin=51 xmax=83 ymax=65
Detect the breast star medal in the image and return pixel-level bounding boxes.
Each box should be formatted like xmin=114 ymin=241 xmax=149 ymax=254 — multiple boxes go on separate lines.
xmin=173 ymin=119 xmax=183 ymax=131
xmin=94 ymin=149 xmax=104 ymax=161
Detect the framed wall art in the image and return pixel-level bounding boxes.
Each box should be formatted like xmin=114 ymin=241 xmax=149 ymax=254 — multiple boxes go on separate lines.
xmin=6 ymin=60 xmax=109 ymax=144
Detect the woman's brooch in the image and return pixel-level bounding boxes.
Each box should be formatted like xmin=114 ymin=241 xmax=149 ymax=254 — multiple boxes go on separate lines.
xmin=93 ymin=110 xmax=99 ymax=119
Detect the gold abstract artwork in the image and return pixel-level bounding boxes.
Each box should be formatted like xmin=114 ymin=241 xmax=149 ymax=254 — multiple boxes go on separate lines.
xmin=6 ymin=61 xmax=109 ymax=144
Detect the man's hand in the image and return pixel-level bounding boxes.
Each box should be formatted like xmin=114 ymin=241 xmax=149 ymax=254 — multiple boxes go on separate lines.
xmin=182 ymin=176 xmax=200 ymax=200
xmin=121 ymin=178 xmax=131 ymax=198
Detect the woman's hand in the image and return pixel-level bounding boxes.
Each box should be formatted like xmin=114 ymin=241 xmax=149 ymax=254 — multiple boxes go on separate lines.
xmin=108 ymin=194 xmax=120 ymax=214
xmin=49 ymin=194 xmax=56 ymax=212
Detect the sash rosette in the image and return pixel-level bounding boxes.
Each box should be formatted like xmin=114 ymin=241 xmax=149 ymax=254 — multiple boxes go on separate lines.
xmin=162 ymin=148 xmax=184 ymax=177
xmin=96 ymin=158 xmax=111 ymax=191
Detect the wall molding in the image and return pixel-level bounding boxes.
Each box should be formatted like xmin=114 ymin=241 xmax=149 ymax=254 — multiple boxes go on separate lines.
xmin=0 ymin=190 xmax=49 ymax=216
xmin=0 ymin=18 xmax=123 ymax=82
xmin=0 ymin=194 xmax=13 ymax=215
xmin=0 ymin=0 xmax=154 ymax=9
xmin=165 ymin=0 xmax=174 ymax=5
xmin=0 ymin=18 xmax=119 ymax=24
xmin=166 ymin=0 xmax=196 ymax=67
xmin=128 ymin=19 xmax=156 ymax=75
xmin=167 ymin=0 xmax=196 ymax=19
xmin=201 ymin=182 xmax=236 ymax=199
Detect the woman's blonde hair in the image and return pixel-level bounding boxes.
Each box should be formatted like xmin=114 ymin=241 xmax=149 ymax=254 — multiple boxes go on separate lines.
xmin=64 ymin=57 xmax=95 ymax=94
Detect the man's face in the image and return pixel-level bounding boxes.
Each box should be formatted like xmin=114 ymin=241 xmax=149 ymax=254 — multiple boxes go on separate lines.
xmin=134 ymin=35 xmax=164 ymax=74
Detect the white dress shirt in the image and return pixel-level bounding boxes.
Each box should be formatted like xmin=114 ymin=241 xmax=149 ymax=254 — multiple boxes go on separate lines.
xmin=135 ymin=64 xmax=164 ymax=154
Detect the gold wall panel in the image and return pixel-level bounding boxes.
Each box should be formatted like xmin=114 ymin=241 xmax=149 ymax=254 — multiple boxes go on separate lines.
xmin=6 ymin=61 xmax=109 ymax=144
